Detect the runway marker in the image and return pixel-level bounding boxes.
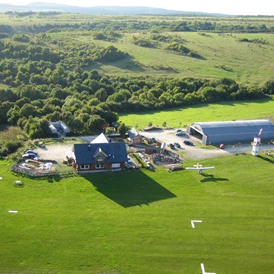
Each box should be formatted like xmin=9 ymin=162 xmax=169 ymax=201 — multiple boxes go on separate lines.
xmin=191 ymin=220 xmax=202 ymax=228
xmin=200 ymin=263 xmax=216 ymax=274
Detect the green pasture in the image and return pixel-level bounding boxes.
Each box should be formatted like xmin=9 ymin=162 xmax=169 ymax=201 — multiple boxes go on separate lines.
xmin=1 ymin=153 xmax=274 ymax=274
xmin=119 ymin=98 xmax=274 ymax=129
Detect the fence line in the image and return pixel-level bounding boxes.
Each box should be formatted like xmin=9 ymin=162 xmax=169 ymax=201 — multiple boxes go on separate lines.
xmin=12 ymin=165 xmax=75 ymax=177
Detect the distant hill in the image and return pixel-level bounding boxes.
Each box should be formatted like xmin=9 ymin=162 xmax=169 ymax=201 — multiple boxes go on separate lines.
xmin=0 ymin=2 xmax=226 ymax=16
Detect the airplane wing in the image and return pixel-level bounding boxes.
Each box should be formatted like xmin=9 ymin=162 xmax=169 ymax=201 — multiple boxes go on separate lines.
xmin=186 ymin=167 xmax=215 ymax=170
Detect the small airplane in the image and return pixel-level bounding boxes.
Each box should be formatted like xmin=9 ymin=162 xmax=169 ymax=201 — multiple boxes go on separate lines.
xmin=186 ymin=163 xmax=215 ymax=174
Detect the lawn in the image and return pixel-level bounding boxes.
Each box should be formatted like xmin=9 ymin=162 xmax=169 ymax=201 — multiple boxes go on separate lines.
xmin=119 ymin=98 xmax=274 ymax=129
xmin=1 ymin=153 xmax=274 ymax=273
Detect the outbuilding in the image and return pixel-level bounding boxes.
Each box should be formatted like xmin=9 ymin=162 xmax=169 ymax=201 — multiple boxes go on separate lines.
xmin=187 ymin=119 xmax=274 ymax=145
xmin=127 ymin=128 xmax=142 ymax=145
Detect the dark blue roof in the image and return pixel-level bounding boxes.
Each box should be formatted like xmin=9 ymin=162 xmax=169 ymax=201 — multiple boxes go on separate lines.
xmin=74 ymin=142 xmax=128 ymax=165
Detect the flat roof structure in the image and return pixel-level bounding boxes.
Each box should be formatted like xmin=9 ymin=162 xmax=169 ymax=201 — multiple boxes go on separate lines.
xmin=187 ymin=119 xmax=274 ymax=145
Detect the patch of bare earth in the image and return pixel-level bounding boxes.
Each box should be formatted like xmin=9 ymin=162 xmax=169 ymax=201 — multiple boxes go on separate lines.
xmin=35 ymin=144 xmax=74 ymax=163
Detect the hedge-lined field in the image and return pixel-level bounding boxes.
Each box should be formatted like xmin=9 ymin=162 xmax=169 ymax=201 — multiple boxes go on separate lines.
xmin=1 ymin=153 xmax=274 ymax=273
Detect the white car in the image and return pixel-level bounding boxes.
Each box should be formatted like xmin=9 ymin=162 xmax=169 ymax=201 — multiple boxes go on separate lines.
xmin=25 ymin=150 xmax=38 ymax=156
xmin=21 ymin=153 xmax=37 ymax=159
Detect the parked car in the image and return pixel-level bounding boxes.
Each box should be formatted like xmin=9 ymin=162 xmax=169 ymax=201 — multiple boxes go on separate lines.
xmin=21 ymin=153 xmax=37 ymax=160
xmin=174 ymin=142 xmax=181 ymax=148
xmin=176 ymin=129 xmax=182 ymax=133
xmin=25 ymin=150 xmax=38 ymax=156
xmin=151 ymin=137 xmax=157 ymax=143
xmin=176 ymin=131 xmax=187 ymax=137
xmin=168 ymin=143 xmax=175 ymax=149
xmin=183 ymin=140 xmax=194 ymax=146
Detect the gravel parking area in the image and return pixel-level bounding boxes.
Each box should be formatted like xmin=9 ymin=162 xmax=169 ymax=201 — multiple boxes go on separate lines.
xmin=35 ymin=143 xmax=75 ymax=163
xmin=140 ymin=129 xmax=274 ymax=160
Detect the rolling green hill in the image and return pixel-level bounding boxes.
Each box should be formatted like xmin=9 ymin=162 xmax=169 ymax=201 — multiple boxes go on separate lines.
xmin=1 ymin=14 xmax=274 ymax=85
xmin=91 ymin=32 xmax=274 ymax=85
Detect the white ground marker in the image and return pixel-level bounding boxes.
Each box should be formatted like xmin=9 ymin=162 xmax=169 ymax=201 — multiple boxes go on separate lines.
xmin=200 ymin=263 xmax=216 ymax=274
xmin=8 ymin=210 xmax=18 ymax=214
xmin=191 ymin=220 xmax=202 ymax=228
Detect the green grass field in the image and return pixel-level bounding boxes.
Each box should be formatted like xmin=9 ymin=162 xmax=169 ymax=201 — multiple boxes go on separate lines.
xmin=119 ymin=98 xmax=274 ymax=129
xmin=1 ymin=153 xmax=274 ymax=274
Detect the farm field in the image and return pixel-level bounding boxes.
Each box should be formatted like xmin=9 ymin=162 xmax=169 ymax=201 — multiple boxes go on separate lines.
xmin=119 ymin=98 xmax=274 ymax=129
xmin=1 ymin=153 xmax=274 ymax=274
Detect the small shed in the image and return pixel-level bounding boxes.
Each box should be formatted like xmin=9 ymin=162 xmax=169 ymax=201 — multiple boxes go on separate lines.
xmin=50 ymin=121 xmax=70 ymax=134
xmin=127 ymin=128 xmax=142 ymax=144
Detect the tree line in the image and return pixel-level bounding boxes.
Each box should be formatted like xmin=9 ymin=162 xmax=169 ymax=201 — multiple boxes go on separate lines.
xmin=1 ymin=15 xmax=274 ymax=36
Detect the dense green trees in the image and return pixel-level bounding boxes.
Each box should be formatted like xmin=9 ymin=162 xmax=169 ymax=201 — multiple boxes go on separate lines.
xmin=0 ymin=61 xmax=270 ymax=138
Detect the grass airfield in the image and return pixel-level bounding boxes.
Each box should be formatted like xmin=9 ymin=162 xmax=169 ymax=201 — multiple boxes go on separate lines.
xmin=1 ymin=153 xmax=274 ymax=274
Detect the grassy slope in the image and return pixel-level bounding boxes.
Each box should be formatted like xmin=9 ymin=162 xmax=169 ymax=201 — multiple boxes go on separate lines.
xmin=119 ymin=98 xmax=274 ymax=129
xmin=83 ymin=32 xmax=274 ymax=85
xmin=1 ymin=153 xmax=274 ymax=274
xmin=3 ymin=13 xmax=273 ymax=85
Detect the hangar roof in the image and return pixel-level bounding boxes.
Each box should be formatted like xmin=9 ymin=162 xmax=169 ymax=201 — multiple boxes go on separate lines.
xmin=191 ymin=119 xmax=274 ymax=136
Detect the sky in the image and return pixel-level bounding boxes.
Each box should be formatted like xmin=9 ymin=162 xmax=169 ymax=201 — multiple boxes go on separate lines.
xmin=0 ymin=0 xmax=273 ymax=16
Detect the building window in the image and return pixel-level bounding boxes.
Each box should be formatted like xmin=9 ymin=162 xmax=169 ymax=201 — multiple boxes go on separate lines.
xmin=112 ymin=163 xmax=121 ymax=168
xmin=80 ymin=165 xmax=90 ymax=170
xmin=95 ymin=163 xmax=105 ymax=169
xmin=97 ymin=156 xmax=104 ymax=162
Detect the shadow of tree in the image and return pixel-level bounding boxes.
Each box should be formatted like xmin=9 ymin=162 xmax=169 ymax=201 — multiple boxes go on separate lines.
xmin=200 ymin=174 xmax=229 ymax=183
xmin=82 ymin=170 xmax=176 ymax=208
